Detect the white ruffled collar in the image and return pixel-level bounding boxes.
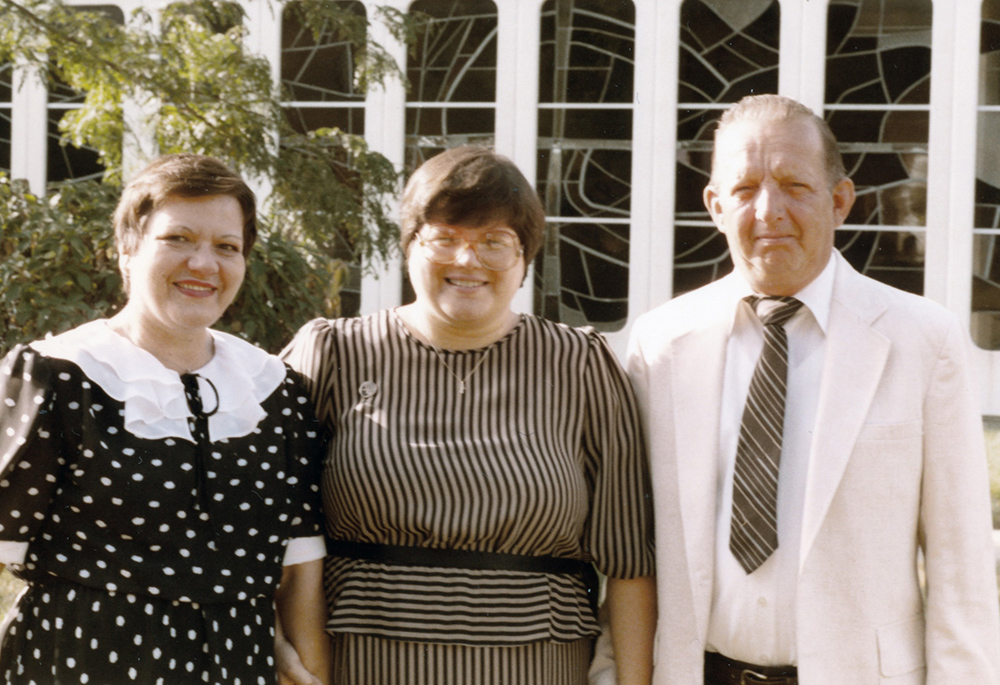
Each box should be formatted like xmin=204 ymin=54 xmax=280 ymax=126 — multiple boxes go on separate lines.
xmin=30 ymin=320 xmax=287 ymax=443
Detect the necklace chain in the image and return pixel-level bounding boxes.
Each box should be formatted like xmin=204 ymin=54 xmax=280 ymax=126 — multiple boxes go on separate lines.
xmin=432 ymin=346 xmax=492 ymax=394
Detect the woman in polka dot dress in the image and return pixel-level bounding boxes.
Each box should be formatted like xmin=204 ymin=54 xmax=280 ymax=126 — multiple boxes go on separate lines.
xmin=0 ymin=154 xmax=331 ymax=684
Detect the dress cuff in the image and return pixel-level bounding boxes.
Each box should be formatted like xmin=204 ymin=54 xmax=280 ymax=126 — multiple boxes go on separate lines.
xmin=0 ymin=540 xmax=28 ymax=566
xmin=282 ymin=535 xmax=326 ymax=566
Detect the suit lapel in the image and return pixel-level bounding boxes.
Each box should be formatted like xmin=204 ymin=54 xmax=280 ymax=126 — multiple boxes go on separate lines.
xmin=799 ymin=258 xmax=890 ymax=569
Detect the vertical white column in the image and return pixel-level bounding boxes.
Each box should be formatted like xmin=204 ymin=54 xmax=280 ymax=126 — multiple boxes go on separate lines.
xmin=500 ymin=0 xmax=542 ymax=315
xmin=360 ymin=0 xmax=408 ymax=315
xmin=10 ymin=63 xmax=47 ymax=193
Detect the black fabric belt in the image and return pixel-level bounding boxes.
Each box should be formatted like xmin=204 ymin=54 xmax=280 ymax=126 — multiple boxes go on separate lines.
xmin=704 ymin=651 xmax=798 ymax=685
xmin=327 ymin=540 xmax=600 ymax=615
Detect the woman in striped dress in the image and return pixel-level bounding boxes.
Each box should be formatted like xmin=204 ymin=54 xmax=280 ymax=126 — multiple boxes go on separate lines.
xmin=281 ymin=145 xmax=656 ymax=684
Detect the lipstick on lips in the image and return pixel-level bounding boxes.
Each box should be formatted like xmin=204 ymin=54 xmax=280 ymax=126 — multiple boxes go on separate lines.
xmin=175 ymin=280 xmax=217 ymax=297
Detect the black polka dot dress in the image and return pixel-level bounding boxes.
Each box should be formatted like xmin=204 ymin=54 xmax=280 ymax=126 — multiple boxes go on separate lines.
xmin=0 ymin=321 xmax=324 ymax=685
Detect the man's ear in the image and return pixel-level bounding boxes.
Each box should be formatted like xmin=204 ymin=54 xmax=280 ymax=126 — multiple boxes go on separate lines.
xmin=831 ymin=176 xmax=856 ymax=226
xmin=704 ymin=183 xmax=724 ymax=232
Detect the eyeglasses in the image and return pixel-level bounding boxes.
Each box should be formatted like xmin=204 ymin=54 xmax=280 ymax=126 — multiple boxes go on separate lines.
xmin=414 ymin=227 xmax=523 ymax=271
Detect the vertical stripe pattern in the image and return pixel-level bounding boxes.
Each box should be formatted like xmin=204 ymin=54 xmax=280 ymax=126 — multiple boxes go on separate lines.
xmin=332 ymin=633 xmax=593 ymax=685
xmin=280 ymin=311 xmax=654 ymax=653
xmin=729 ymin=296 xmax=803 ymax=573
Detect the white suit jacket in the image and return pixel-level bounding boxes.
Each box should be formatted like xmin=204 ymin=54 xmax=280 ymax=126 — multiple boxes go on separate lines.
xmin=626 ymin=253 xmax=1000 ymax=684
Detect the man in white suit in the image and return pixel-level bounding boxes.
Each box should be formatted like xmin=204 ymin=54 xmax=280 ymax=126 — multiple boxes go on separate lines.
xmin=627 ymin=94 xmax=1000 ymax=684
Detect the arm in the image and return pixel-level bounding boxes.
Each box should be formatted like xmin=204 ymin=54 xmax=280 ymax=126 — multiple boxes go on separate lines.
xmin=607 ymin=575 xmax=657 ymax=685
xmin=920 ymin=320 xmax=1000 ymax=682
xmin=274 ymin=560 xmax=331 ymax=685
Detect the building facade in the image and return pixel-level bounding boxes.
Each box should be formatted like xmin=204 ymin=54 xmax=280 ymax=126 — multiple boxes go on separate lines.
xmin=5 ymin=0 xmax=1000 ymax=411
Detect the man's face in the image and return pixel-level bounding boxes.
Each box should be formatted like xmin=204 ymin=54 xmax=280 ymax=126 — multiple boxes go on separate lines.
xmin=704 ymin=116 xmax=856 ymax=296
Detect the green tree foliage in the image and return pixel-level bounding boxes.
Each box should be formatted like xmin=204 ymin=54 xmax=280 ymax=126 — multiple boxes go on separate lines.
xmin=0 ymin=0 xmax=410 ymax=355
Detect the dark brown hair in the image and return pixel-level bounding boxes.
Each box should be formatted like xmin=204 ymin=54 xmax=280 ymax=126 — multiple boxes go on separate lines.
xmin=399 ymin=146 xmax=546 ymax=263
xmin=114 ymin=153 xmax=257 ymax=259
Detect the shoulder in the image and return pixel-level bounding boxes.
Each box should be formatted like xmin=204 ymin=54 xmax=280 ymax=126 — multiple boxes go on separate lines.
xmin=2 ymin=343 xmax=56 ymax=391
xmin=286 ymin=311 xmax=388 ymax=349
xmin=631 ymin=276 xmax=737 ymax=343
xmin=520 ymin=314 xmax=607 ymax=351
xmin=834 ymin=261 xmax=962 ymax=345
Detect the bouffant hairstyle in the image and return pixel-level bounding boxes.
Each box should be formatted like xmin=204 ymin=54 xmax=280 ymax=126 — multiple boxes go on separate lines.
xmin=399 ymin=145 xmax=546 ymax=264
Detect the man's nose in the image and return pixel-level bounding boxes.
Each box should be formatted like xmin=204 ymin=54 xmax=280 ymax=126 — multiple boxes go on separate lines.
xmin=754 ymin=184 xmax=785 ymax=224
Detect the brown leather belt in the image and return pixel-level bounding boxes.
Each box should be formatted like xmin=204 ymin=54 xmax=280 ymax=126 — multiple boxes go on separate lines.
xmin=704 ymin=651 xmax=798 ymax=685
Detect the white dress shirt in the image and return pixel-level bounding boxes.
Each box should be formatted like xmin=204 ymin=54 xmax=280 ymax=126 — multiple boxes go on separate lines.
xmin=706 ymin=255 xmax=836 ymax=666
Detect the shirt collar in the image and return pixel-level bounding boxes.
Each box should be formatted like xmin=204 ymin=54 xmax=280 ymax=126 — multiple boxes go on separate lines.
xmin=729 ymin=253 xmax=837 ymax=334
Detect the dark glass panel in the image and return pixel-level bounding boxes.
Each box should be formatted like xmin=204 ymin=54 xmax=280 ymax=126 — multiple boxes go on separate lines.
xmin=672 ymin=225 xmax=733 ymax=296
xmin=407 ymin=0 xmax=498 ymax=103
xmin=533 ymin=220 xmax=630 ymax=330
xmin=676 ymin=0 xmax=780 ymax=104
xmin=46 ymin=114 xmax=103 ymax=183
xmin=538 ymin=0 xmax=634 ymax=104
xmin=836 ymin=229 xmax=923 ymax=294
xmin=281 ymin=1 xmax=366 ymax=103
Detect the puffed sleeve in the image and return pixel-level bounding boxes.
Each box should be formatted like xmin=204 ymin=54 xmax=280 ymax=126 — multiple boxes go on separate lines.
xmin=280 ymin=318 xmax=337 ymax=431
xmin=0 ymin=345 xmax=63 ymax=554
xmin=579 ymin=331 xmax=655 ymax=579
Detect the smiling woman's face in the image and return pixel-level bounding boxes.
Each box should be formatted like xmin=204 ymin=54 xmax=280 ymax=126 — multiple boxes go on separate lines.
xmin=406 ymin=221 xmax=526 ymax=335
xmin=119 ymin=194 xmax=246 ymax=340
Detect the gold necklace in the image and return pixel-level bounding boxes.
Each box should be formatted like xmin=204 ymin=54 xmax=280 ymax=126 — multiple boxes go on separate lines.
xmin=432 ymin=345 xmax=493 ymax=394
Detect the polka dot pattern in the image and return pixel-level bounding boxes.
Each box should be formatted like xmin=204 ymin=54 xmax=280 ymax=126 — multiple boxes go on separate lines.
xmin=0 ymin=346 xmax=324 ymax=684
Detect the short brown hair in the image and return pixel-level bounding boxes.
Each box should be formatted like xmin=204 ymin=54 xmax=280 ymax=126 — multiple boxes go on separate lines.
xmin=711 ymin=94 xmax=846 ymax=187
xmin=114 ymin=153 xmax=257 ymax=259
xmin=399 ymin=146 xmax=546 ymax=263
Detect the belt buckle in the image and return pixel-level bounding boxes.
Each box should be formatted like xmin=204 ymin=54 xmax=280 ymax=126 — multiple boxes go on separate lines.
xmin=740 ymin=670 xmax=786 ymax=684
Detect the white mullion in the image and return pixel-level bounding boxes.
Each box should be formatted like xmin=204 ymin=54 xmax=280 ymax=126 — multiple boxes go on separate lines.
xmin=10 ymin=62 xmax=47 ymax=193
xmin=359 ymin=0 xmax=408 ymax=315
xmin=924 ymin=0 xmax=961 ymax=309
xmin=627 ymin=0 xmax=678 ymax=327
xmin=499 ymin=0 xmax=541 ymax=315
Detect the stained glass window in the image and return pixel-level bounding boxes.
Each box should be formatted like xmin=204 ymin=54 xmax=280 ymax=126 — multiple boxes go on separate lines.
xmin=405 ymin=0 xmax=497 ymax=172
xmin=534 ymin=0 xmax=634 ymax=331
xmin=673 ymin=0 xmax=780 ymax=296
xmin=46 ymin=5 xmax=124 ymax=184
xmin=825 ymin=0 xmax=931 ymax=296
xmin=973 ymin=0 xmax=1000 ymax=349
xmin=281 ymin=0 xmax=367 ymax=316
xmin=0 ymin=62 xmax=11 ymax=174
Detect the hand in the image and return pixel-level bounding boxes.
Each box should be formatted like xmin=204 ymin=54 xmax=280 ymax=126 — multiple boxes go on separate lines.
xmin=275 ymin=625 xmax=323 ymax=685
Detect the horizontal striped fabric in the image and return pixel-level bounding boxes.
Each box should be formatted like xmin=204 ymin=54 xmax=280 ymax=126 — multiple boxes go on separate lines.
xmin=281 ymin=311 xmax=653 ymax=647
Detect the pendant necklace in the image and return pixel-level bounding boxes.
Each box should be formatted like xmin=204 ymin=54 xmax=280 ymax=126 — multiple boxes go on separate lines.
xmin=432 ymin=345 xmax=493 ymax=394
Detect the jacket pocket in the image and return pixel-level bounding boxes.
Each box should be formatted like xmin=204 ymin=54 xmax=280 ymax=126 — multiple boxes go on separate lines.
xmin=877 ymin=613 xmax=926 ymax=677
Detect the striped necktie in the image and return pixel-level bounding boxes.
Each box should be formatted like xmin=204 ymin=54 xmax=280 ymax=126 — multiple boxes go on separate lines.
xmin=730 ymin=295 xmax=803 ymax=574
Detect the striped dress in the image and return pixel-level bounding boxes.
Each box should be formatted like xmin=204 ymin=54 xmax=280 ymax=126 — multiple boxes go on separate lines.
xmin=281 ymin=310 xmax=654 ymax=684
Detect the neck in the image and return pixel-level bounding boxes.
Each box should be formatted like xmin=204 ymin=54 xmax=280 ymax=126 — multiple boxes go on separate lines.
xmin=108 ymin=307 xmax=214 ymax=373
xmin=396 ymin=305 xmax=519 ymax=351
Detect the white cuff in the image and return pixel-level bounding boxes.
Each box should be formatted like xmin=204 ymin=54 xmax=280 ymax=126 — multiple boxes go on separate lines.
xmin=282 ymin=535 xmax=326 ymax=566
xmin=0 ymin=540 xmax=28 ymax=566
